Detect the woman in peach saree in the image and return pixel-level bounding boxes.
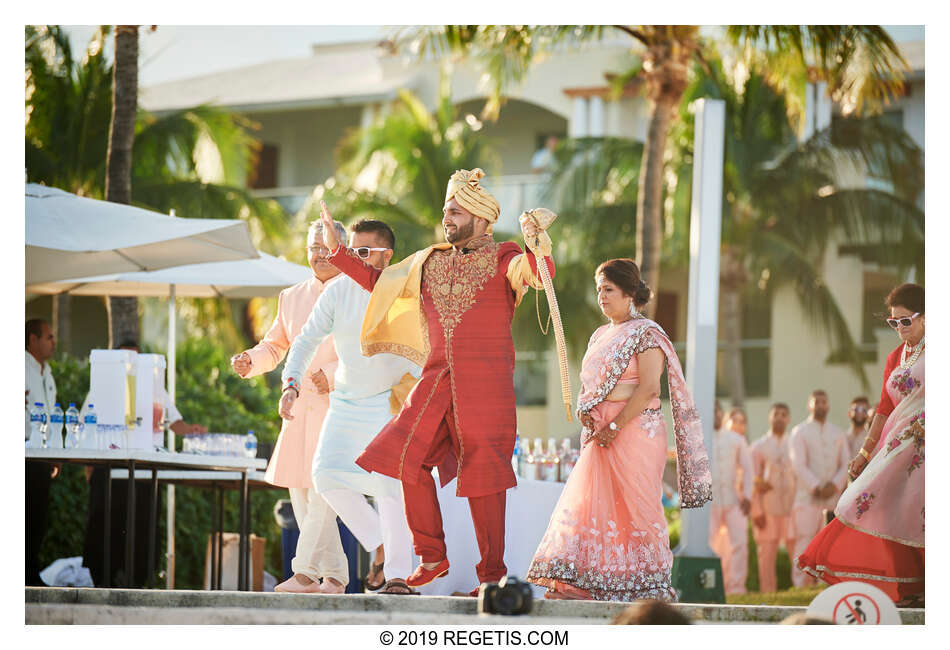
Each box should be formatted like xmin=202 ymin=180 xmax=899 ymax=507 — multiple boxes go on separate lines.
xmin=527 ymin=259 xmax=712 ymax=601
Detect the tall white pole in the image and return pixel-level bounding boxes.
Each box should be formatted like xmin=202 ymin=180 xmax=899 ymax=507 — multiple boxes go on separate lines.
xmin=166 ymin=283 xmax=176 ymax=588
xmin=677 ymin=98 xmax=725 ymax=558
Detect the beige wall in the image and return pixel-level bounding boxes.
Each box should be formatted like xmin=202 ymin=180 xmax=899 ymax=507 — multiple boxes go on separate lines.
xmin=456 ymin=99 xmax=568 ymax=176
xmin=246 ymin=106 xmax=363 ymax=188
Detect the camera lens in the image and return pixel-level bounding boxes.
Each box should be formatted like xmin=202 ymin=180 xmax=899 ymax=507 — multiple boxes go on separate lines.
xmin=497 ymin=590 xmax=522 ymax=612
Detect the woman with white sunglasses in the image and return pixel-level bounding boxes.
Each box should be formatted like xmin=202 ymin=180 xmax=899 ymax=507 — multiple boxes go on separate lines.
xmin=796 ymin=283 xmax=924 ymax=606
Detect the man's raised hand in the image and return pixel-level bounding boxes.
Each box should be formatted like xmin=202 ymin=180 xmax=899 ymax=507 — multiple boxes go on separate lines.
xmin=320 ymin=201 xmax=340 ymax=251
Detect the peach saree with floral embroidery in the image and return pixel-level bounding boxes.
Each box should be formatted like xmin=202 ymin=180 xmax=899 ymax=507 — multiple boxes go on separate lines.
xmin=796 ymin=346 xmax=924 ymax=602
xmin=526 ymin=317 xmax=712 ymax=601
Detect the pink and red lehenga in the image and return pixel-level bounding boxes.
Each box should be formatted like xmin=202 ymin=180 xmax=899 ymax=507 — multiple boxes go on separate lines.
xmin=526 ymin=317 xmax=712 ymax=601
xmin=796 ymin=345 xmax=924 ymax=603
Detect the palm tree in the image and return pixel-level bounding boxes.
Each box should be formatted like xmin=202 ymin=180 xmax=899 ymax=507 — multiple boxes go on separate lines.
xmin=397 ymin=26 xmax=909 ymax=319
xmin=319 ymin=73 xmax=498 ymax=259
xmin=536 ymin=59 xmax=923 ymax=405
xmin=26 ymin=26 xmax=288 ymax=350
xmin=104 ymin=25 xmax=140 ymax=348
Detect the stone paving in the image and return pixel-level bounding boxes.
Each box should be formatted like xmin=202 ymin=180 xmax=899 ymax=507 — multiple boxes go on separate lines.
xmin=25 ymin=587 xmax=924 ymax=625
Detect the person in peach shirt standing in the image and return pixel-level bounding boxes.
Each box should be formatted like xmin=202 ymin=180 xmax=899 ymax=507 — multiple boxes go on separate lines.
xmin=709 ymin=407 xmax=754 ymax=595
xmin=750 ymin=403 xmax=796 ymax=593
xmin=231 ymin=218 xmax=351 ymax=594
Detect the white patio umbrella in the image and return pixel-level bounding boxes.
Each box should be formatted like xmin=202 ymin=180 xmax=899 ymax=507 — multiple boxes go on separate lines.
xmin=28 ymin=252 xmax=313 ymax=587
xmin=26 ymin=183 xmax=259 ymax=284
xmin=27 ymin=252 xmax=312 ymax=299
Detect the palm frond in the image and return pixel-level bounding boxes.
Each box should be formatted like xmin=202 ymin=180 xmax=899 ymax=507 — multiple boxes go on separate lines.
xmin=727 ymin=26 xmax=909 ymax=117
xmin=756 ymin=230 xmax=870 ymax=389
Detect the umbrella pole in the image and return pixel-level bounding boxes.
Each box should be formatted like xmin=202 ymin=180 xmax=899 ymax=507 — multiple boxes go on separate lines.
xmin=166 ymin=284 xmax=176 ymax=589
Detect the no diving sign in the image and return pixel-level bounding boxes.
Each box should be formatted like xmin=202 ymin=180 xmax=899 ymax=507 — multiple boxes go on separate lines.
xmin=807 ymin=582 xmax=902 ymax=625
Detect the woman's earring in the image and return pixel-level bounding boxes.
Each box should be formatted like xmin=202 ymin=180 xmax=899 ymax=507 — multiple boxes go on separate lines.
xmin=629 ymin=300 xmax=637 ymax=318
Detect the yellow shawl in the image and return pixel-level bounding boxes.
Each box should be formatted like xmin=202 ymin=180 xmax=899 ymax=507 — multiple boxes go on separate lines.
xmin=360 ymin=244 xmax=450 ymax=366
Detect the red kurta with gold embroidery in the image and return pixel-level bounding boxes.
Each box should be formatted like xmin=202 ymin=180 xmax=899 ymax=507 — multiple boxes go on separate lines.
xmin=329 ymin=239 xmax=553 ymax=498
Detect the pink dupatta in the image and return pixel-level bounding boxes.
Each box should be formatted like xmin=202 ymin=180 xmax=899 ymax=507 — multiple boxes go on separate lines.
xmin=576 ymin=317 xmax=713 ymax=509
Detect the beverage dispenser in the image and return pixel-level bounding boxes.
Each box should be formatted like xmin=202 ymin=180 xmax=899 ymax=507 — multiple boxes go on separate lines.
xmin=133 ymin=353 xmax=167 ymax=449
xmin=88 ymin=349 xmax=138 ymax=448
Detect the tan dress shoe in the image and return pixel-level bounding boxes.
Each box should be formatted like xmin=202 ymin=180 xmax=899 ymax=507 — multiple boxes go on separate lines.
xmin=274 ymin=574 xmax=323 ymax=594
xmin=316 ymin=578 xmax=346 ymax=594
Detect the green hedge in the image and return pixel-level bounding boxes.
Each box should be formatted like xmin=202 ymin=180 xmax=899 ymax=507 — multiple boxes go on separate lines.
xmin=40 ymin=338 xmax=288 ymax=588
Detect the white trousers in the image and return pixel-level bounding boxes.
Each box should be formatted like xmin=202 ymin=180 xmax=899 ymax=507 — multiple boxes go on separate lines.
xmin=789 ymin=504 xmax=824 ymax=587
xmin=321 ymin=486 xmax=413 ymax=581
xmin=709 ymin=504 xmax=749 ymax=595
xmin=288 ymin=487 xmax=350 ymax=585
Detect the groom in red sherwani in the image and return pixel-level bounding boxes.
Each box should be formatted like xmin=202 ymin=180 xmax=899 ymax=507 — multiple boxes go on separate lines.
xmin=319 ymin=169 xmax=555 ymax=594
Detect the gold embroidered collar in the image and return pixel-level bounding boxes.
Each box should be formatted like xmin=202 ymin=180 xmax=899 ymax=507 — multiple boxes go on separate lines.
xmin=451 ymin=233 xmax=494 ymax=255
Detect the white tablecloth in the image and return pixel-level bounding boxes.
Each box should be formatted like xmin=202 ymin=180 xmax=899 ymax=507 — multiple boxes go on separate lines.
xmin=416 ymin=475 xmax=565 ymax=597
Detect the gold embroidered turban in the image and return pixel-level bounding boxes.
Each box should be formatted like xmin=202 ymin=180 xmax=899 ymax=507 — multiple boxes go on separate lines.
xmin=444 ymin=168 xmax=500 ymax=225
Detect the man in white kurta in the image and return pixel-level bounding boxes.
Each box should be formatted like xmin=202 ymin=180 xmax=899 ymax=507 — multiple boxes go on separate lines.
xmin=280 ymin=220 xmax=420 ymax=594
xmin=787 ymin=389 xmax=849 ymax=587
xmin=750 ymin=403 xmax=796 ymax=593
xmin=708 ymin=407 xmax=754 ymax=595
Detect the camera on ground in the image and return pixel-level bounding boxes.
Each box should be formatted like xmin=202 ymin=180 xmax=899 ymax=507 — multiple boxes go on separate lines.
xmin=477 ymin=575 xmax=533 ymax=616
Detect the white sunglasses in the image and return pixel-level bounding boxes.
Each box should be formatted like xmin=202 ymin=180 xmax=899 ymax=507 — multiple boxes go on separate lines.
xmin=351 ymin=246 xmax=390 ymax=259
xmin=886 ymin=312 xmax=921 ymax=329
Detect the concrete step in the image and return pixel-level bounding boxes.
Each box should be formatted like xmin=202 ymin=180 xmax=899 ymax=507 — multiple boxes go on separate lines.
xmin=25 ymin=587 xmax=924 ymax=625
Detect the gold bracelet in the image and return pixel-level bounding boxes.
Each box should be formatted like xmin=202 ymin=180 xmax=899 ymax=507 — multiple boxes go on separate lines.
xmin=859 ymin=448 xmax=871 ymax=461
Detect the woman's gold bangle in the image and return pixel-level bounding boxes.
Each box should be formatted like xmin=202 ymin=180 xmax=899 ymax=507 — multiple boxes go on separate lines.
xmin=859 ymin=448 xmax=871 ymax=461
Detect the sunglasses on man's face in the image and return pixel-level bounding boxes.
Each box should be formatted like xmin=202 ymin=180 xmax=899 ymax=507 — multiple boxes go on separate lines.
xmin=886 ymin=313 xmax=921 ymax=329
xmin=352 ymin=246 xmax=390 ymax=259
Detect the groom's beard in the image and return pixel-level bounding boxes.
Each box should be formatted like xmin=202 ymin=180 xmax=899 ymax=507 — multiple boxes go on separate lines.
xmin=445 ymin=220 xmax=475 ymax=244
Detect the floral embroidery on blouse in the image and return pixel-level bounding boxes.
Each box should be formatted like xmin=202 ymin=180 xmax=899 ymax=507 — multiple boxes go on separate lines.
xmin=854 ymin=491 xmax=875 ymax=519
xmin=889 ymin=367 xmax=921 ymax=398
xmin=634 ymin=330 xmax=661 ymax=354
xmin=422 ymin=242 xmax=500 ymax=340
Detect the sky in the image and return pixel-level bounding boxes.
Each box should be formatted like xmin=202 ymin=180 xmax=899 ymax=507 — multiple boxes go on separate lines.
xmin=61 ymin=24 xmax=925 ymax=89
xmin=63 ymin=25 xmax=387 ymax=87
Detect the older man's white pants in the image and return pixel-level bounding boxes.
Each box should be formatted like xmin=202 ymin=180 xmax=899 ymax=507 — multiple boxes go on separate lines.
xmin=288 ymin=487 xmax=350 ymax=585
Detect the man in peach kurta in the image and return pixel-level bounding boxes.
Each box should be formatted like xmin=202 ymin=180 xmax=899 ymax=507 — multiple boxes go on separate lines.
xmin=787 ymin=389 xmax=849 ymax=588
xmin=231 ymin=219 xmax=349 ymax=593
xmin=750 ymin=403 xmax=796 ymax=593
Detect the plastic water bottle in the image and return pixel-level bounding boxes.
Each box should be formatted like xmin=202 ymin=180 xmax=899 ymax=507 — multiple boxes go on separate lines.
xmin=559 ymin=438 xmax=577 ymax=481
xmin=511 ymin=433 xmax=522 ymax=477
xmin=64 ymin=403 xmax=80 ymax=448
xmin=518 ymin=438 xmax=532 ymax=479
xmin=49 ymin=403 xmax=65 ymax=449
xmin=81 ymin=404 xmax=98 ymax=449
xmin=244 ymin=430 xmax=258 ymax=459
xmin=545 ymin=437 xmax=561 ymax=482
xmin=29 ymin=402 xmax=47 ymax=448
